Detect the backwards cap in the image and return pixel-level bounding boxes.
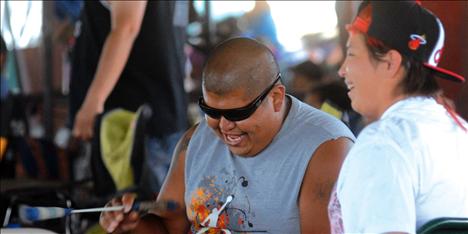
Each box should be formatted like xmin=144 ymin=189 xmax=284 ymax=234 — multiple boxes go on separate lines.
xmin=348 ymin=1 xmax=464 ymax=83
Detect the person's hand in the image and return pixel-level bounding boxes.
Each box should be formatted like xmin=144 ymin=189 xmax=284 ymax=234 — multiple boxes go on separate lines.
xmin=100 ymin=193 xmax=141 ymax=234
xmin=72 ymin=100 xmax=103 ymax=140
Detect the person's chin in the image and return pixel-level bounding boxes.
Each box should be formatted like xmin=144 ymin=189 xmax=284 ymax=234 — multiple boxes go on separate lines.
xmin=228 ymin=144 xmax=252 ymax=156
xmin=350 ymin=99 xmax=360 ymax=112
xmin=229 ymin=144 xmax=244 ymax=153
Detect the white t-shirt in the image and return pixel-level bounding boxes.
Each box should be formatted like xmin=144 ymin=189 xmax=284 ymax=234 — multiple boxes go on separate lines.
xmin=334 ymin=97 xmax=468 ymax=233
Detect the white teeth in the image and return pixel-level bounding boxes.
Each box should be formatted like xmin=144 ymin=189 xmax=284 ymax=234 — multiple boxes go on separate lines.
xmin=344 ymin=81 xmax=353 ymax=90
xmin=225 ymin=134 xmax=243 ymax=145
xmin=227 ymin=135 xmax=240 ymax=141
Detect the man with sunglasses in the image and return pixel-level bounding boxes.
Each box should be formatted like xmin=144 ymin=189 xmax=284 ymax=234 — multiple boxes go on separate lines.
xmin=100 ymin=37 xmax=355 ymax=233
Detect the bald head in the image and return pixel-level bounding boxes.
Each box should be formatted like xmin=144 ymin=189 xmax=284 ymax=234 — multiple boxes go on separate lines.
xmin=202 ymin=37 xmax=280 ymax=98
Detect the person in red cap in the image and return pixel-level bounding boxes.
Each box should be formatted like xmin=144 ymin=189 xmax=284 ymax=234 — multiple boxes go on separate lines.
xmin=329 ymin=1 xmax=468 ymax=233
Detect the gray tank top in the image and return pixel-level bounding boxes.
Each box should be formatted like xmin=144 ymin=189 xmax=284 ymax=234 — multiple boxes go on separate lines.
xmin=185 ymin=95 xmax=355 ymax=233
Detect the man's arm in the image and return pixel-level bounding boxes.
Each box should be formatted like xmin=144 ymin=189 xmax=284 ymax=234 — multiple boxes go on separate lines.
xmin=299 ymin=137 xmax=353 ymax=233
xmin=153 ymin=124 xmax=199 ymax=233
xmin=135 ymin=125 xmax=198 ymax=233
xmin=100 ymin=125 xmax=197 ymax=233
xmin=72 ymin=1 xmax=147 ymax=139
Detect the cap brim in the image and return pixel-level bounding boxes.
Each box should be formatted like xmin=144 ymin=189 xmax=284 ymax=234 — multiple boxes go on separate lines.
xmin=424 ymin=63 xmax=465 ymax=83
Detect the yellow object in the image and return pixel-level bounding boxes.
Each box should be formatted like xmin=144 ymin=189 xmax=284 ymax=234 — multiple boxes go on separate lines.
xmin=320 ymin=101 xmax=343 ymax=120
xmin=100 ymin=109 xmax=136 ymax=190
xmin=85 ymin=223 xmax=106 ymax=234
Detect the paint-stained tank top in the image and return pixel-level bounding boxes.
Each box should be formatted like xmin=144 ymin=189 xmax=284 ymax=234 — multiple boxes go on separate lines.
xmin=185 ymin=95 xmax=355 ymax=233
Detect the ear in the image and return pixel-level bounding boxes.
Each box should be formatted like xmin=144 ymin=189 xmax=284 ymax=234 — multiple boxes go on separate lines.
xmin=271 ymin=85 xmax=286 ymax=112
xmin=381 ymin=49 xmax=404 ymax=79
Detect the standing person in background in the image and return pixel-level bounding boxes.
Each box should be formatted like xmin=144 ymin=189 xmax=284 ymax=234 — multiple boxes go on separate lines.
xmin=69 ymin=1 xmax=189 ymax=196
xmin=239 ymin=1 xmax=283 ymax=58
xmin=329 ymin=1 xmax=468 ymax=233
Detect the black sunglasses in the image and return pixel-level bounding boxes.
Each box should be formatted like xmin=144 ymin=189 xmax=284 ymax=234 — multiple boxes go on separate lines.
xmin=199 ymin=74 xmax=282 ymax=122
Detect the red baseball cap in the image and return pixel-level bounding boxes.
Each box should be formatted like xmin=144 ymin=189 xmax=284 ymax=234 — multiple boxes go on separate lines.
xmin=348 ymin=1 xmax=464 ymax=83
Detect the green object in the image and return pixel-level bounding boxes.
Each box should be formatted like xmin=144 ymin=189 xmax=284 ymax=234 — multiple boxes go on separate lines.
xmin=100 ymin=108 xmax=136 ymax=190
xmin=417 ymin=217 xmax=468 ymax=234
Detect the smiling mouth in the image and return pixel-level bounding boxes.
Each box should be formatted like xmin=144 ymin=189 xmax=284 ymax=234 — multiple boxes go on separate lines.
xmin=223 ymin=133 xmax=245 ymax=146
xmin=344 ymin=80 xmax=354 ymax=91
xmin=346 ymin=84 xmax=355 ymax=96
